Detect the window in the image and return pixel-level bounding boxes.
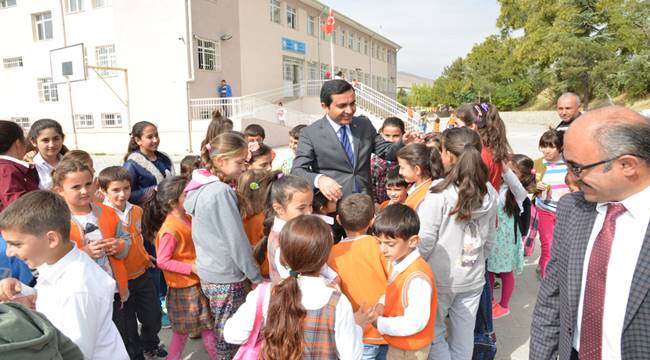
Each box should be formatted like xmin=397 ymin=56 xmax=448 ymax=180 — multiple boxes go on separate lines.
xmin=11 ymin=117 xmax=30 ymax=130
xmin=1 ymin=0 xmax=16 ymax=9
xmin=37 ymin=78 xmax=58 ymax=102
xmin=307 ymin=15 xmax=315 ymax=36
xmin=308 ymin=62 xmax=317 ymax=80
xmin=286 ymin=6 xmax=297 ymax=29
xmin=321 ymin=64 xmax=329 ymax=79
xmin=270 ymin=0 xmax=280 ymax=23
xmin=356 ymin=36 xmax=361 ymax=52
xmin=348 ymin=32 xmax=353 ymax=49
xmin=319 ymin=18 xmax=325 ymax=40
xmin=75 ymin=114 xmax=94 ymax=128
xmin=363 ymin=39 xmax=368 ymax=55
xmin=93 ymin=0 xmax=111 ymax=8
xmin=340 ymin=30 xmax=345 ymax=46
xmin=197 ymin=38 xmax=220 ymax=71
xmin=33 ymin=12 xmax=53 ymax=41
xmin=67 ymin=0 xmax=83 ymax=13
xmin=95 ymin=45 xmax=116 ymax=76
xmin=332 ymin=29 xmax=337 ymax=45
xmin=101 ymin=113 xmax=122 ymax=128
xmin=3 ymin=57 xmax=23 ymax=68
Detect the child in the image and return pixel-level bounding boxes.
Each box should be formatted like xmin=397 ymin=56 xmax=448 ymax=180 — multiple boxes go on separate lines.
xmin=224 ymin=215 xmax=364 ymax=359
xmin=379 ymin=169 xmax=409 ymax=209
xmin=312 ymin=189 xmax=337 ymax=221
xmin=98 ymin=166 xmax=167 ymax=359
xmin=374 ymin=204 xmax=437 ymax=359
xmin=246 ymin=143 xmax=273 ymax=171
xmin=62 ymin=150 xmax=104 ymax=202
xmin=143 ymin=176 xmax=216 ymax=360
xmin=243 ymin=123 xmax=266 ymax=144
xmin=371 ymin=117 xmax=404 ymax=204
xmin=180 ymin=155 xmax=201 ymax=179
xmin=237 ymin=169 xmax=280 ymax=278
xmin=565 ymin=171 xmax=580 ymax=193
xmin=533 ymin=129 xmax=569 ymax=279
xmin=280 ymin=124 xmax=306 ymax=174
xmin=184 ymin=132 xmax=262 ymax=358
xmin=488 ymin=155 xmax=535 ymax=319
xmin=0 ymin=191 xmax=128 ymax=359
xmin=0 ymin=121 xmax=39 ymax=212
xmin=200 ymin=115 xmax=233 ymax=154
xmin=417 ymin=127 xmax=498 ymax=360
xmin=328 ymin=194 xmax=389 ymax=358
xmin=28 ymin=119 xmax=67 ymax=190
xmin=397 ymin=143 xmax=440 ymax=211
xmin=123 ymin=121 xmax=174 ymax=205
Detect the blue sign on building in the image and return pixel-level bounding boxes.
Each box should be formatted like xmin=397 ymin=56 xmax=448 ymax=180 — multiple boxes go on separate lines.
xmin=282 ymin=37 xmax=306 ymax=54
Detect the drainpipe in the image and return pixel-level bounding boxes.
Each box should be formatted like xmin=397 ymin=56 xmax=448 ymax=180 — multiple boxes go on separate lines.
xmin=185 ymin=0 xmax=195 ymax=152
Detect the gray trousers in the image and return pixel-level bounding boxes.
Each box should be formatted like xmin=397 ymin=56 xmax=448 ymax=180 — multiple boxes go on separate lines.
xmin=428 ymin=288 xmax=482 ymax=360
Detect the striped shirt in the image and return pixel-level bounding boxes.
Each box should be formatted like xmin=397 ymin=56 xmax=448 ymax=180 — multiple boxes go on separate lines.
xmin=535 ymin=159 xmax=569 ymax=213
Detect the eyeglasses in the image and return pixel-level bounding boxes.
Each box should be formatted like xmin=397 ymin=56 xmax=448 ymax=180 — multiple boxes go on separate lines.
xmin=563 ymin=154 xmax=624 ymax=178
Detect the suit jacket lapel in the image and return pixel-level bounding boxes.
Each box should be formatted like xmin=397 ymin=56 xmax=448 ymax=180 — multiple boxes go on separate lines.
xmin=623 ymin=224 xmax=650 ymax=330
xmin=568 ymin=197 xmax=598 ymax=328
xmin=350 ymin=120 xmax=360 ymax=169
xmin=319 ymin=116 xmax=353 ymax=169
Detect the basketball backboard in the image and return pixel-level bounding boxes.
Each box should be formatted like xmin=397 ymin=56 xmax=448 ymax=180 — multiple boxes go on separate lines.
xmin=50 ymin=43 xmax=86 ymax=84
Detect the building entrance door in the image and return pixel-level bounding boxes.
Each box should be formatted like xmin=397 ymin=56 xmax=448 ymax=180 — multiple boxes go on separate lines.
xmin=283 ymin=57 xmax=304 ymax=97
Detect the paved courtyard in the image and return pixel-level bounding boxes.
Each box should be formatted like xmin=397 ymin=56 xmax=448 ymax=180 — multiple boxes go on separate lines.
xmin=93 ymin=120 xmax=549 ymax=359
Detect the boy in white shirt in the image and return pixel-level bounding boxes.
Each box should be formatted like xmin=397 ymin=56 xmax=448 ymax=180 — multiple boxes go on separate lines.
xmin=373 ymin=204 xmax=438 ymax=359
xmin=0 ymin=191 xmax=128 ymax=360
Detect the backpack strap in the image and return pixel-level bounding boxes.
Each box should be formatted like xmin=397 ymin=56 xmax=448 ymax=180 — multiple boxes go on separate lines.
xmin=244 ymin=282 xmax=269 ymax=347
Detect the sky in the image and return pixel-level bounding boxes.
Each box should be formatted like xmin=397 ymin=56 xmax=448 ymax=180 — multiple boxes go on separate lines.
xmin=320 ymin=0 xmax=502 ymax=80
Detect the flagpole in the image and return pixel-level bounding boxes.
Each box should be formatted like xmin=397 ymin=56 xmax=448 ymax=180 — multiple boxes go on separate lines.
xmin=330 ymin=29 xmax=335 ymax=76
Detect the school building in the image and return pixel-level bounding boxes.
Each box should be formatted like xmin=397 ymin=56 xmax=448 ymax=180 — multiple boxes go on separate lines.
xmin=0 ymin=0 xmax=403 ymax=154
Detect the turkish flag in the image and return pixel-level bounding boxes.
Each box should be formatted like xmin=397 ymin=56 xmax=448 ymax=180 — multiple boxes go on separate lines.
xmin=322 ymin=8 xmax=335 ymax=33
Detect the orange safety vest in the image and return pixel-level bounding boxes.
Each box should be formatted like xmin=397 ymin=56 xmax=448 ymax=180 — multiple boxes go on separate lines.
xmin=69 ymin=202 xmax=129 ymax=302
xmin=121 ymin=205 xmax=151 ymax=280
xmin=383 ymin=257 xmax=437 ymax=350
xmin=155 ymin=214 xmax=199 ymax=288
xmin=404 ymin=179 xmax=432 ymax=210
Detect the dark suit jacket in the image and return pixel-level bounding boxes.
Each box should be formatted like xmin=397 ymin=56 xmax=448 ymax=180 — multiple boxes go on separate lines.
xmin=291 ymin=115 xmax=403 ymax=198
xmin=530 ymin=192 xmax=650 ymax=360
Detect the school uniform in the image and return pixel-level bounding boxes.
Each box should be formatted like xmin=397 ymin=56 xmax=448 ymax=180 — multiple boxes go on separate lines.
xmin=404 ymin=179 xmax=433 ymax=211
xmin=0 ymin=156 xmax=39 ymax=212
xmin=33 ymin=152 xmax=61 ymax=190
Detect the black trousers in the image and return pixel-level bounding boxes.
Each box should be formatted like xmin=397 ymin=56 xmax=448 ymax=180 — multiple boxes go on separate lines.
xmin=113 ymin=271 xmax=162 ymax=360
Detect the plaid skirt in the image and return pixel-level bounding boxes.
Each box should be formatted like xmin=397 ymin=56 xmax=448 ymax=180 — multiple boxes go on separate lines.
xmin=166 ymin=284 xmax=214 ymax=334
xmin=201 ymin=280 xmax=250 ymax=360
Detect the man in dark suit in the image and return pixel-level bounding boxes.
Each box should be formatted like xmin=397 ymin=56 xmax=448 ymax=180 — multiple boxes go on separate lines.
xmin=291 ymin=79 xmax=417 ymax=200
xmin=530 ymin=106 xmax=650 ymax=360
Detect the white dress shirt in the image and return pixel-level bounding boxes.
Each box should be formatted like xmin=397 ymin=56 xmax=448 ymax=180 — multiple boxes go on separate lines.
xmin=573 ymin=185 xmax=650 ymax=359
xmin=224 ymin=276 xmax=363 ymax=359
xmin=314 ymin=115 xmax=355 ymax=188
xmin=33 ymin=152 xmax=61 ymax=190
xmin=36 ymin=246 xmax=128 ymax=360
xmin=377 ymin=249 xmax=433 ymax=336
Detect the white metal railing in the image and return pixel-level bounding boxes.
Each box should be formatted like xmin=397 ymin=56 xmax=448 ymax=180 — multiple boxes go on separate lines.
xmin=189 ymin=80 xmax=418 ymax=130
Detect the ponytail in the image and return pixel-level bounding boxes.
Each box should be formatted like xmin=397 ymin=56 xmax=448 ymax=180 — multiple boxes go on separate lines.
xmin=455 ymin=103 xmax=511 ymax=162
xmin=431 ymin=128 xmax=488 ymax=221
xmin=124 ymin=121 xmax=156 ymax=162
xmin=142 ymin=176 xmax=187 ymax=242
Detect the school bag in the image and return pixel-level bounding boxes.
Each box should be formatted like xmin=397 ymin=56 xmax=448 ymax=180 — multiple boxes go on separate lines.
xmin=233 ymin=283 xmax=269 ymax=360
xmin=523 ymin=202 xmax=538 ymax=257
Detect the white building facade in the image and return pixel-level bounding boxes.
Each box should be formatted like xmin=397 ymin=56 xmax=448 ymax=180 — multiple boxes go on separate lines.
xmin=0 ymin=0 xmax=399 ymax=154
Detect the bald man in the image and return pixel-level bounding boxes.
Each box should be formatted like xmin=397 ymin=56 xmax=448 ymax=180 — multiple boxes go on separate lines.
xmin=530 ymin=106 xmax=650 ymax=360
xmin=556 ymin=93 xmax=582 ymax=132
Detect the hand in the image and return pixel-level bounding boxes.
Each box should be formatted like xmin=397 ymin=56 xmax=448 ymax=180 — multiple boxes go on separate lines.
xmin=102 ymin=238 xmax=120 ymax=256
xmin=0 ymin=278 xmax=36 ymax=309
xmin=402 ymin=131 xmax=424 ymax=145
xmin=370 ymin=303 xmax=384 ymax=329
xmin=147 ymin=255 xmax=157 ymax=269
xmin=535 ymin=181 xmax=547 ymax=192
xmin=317 ymin=176 xmax=343 ymax=201
xmin=84 ymin=241 xmax=106 ymax=259
xmin=354 ymin=302 xmax=380 ymax=328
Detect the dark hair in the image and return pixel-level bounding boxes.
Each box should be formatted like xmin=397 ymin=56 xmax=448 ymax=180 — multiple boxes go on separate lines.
xmin=538 ymin=128 xmax=563 ymax=151
xmin=180 ymin=155 xmax=201 ymax=179
xmin=52 ymin=159 xmax=93 ymax=189
xmin=374 ymin=203 xmax=420 ymax=239
xmin=28 ymin=119 xmax=67 ymax=156
xmin=0 ymin=120 xmax=25 ymax=154
xmin=380 ymin=117 xmax=405 ymax=134
xmin=124 ymin=121 xmax=157 ymax=162
xmin=263 ymin=215 xmax=333 ymax=360
xmin=248 ymin=143 xmax=273 ymax=165
xmin=312 ymin=190 xmax=330 ymax=214
xmin=201 ymin=117 xmax=234 ymax=154
xmin=289 ymin=124 xmax=307 ymax=139
xmin=430 ymin=128 xmax=488 ymax=221
xmin=385 ymin=168 xmax=408 ymax=188
xmin=504 ymin=154 xmax=535 ymax=217
xmin=98 ymin=166 xmax=132 ymax=191
xmin=244 ymin=124 xmax=266 ymax=140
xmin=320 ymin=79 xmax=354 ymax=107
xmin=338 ymin=193 xmax=374 ymax=232
xmin=455 ymin=103 xmax=511 ymax=162
xmin=142 ymin=176 xmax=188 ymax=241
xmin=201 ymin=132 xmax=248 ymax=179
xmin=397 ymin=143 xmax=434 ymax=180
xmin=426 ymin=132 xmax=442 ymax=152
xmin=0 ymin=190 xmax=70 ymax=240
xmin=237 ymin=169 xmax=281 ymax=219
